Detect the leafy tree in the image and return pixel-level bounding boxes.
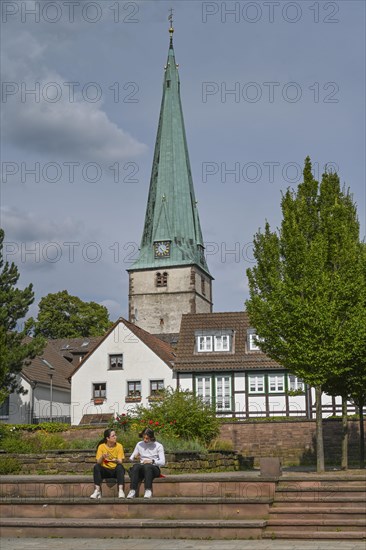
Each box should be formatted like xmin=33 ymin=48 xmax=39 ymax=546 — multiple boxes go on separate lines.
xmin=246 ymin=157 xmax=363 ymax=472
xmin=31 ymin=290 xmax=112 ymax=339
xmin=324 ymin=241 xmax=366 ymax=468
xmin=0 ymin=229 xmax=45 ymax=402
xmin=134 ymin=387 xmax=220 ymax=444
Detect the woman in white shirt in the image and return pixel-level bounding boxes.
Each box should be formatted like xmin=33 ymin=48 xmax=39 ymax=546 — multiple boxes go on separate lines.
xmin=127 ymin=427 xmax=165 ymax=499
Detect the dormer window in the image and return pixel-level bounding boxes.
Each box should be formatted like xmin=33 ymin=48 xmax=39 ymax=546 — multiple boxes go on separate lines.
xmin=214 ymin=334 xmax=230 ymax=351
xmin=197 ymin=335 xmax=213 ymax=352
xmin=247 ymin=328 xmax=263 ymax=351
xmin=196 ymin=330 xmax=233 ymax=353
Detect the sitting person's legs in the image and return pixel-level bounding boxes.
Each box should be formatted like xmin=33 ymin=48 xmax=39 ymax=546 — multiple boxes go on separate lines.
xmin=142 ymin=464 xmax=160 ymax=490
xmin=92 ymin=463 xmax=125 ymax=498
xmin=128 ymin=463 xmax=145 ymax=491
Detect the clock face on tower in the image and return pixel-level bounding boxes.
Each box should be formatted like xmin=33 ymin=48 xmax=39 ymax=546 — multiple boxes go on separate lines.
xmin=154 ymin=241 xmax=171 ymax=258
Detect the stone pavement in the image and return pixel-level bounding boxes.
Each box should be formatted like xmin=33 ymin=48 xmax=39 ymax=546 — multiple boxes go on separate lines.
xmin=1 ymin=539 xmax=365 ymax=550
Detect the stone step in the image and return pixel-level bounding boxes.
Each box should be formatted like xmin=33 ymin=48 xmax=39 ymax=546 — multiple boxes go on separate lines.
xmin=277 ymin=476 xmax=366 ymax=486
xmin=0 ymin=497 xmax=271 ymax=520
xmin=267 ymin=518 xmax=366 ymax=531
xmin=0 ymin=474 xmax=275 ymax=499
xmin=0 ymin=517 xmax=266 ymax=539
xmin=276 ymin=486 xmax=366 ymax=499
xmin=263 ymin=530 xmax=366 ymax=540
xmin=272 ymin=497 xmax=365 ymax=507
xmin=269 ymin=506 xmax=366 ymax=520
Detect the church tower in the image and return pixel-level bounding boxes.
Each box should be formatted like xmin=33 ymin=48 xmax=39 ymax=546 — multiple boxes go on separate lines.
xmin=128 ymin=23 xmax=213 ymax=335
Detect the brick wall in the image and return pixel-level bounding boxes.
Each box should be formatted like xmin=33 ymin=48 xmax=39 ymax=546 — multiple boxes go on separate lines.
xmin=220 ymin=419 xmax=365 ymax=467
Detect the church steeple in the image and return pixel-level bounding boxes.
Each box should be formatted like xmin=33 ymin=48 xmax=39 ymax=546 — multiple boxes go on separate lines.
xmin=129 ymin=24 xmax=211 ymax=277
xmin=127 ymin=24 xmax=213 ymax=334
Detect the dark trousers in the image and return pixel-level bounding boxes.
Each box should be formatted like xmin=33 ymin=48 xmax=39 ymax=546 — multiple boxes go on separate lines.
xmin=129 ymin=463 xmax=160 ymax=491
xmin=93 ymin=463 xmax=125 ymax=487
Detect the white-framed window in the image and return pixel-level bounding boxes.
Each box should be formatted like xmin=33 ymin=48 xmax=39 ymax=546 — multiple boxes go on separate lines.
xmin=249 ymin=375 xmax=264 ymax=393
xmin=150 ymin=380 xmax=164 ymax=395
xmin=128 ymin=381 xmax=141 ymax=397
xmin=247 ymin=329 xmax=263 ymax=351
xmin=197 ymin=336 xmax=213 ymax=352
xmin=109 ymin=354 xmax=123 ymax=369
xmin=196 ymin=376 xmax=211 ymax=404
xmin=197 ymin=333 xmax=232 ymax=352
xmin=214 ymin=335 xmax=230 ymax=351
xmin=269 ymin=375 xmax=284 ymax=392
xmin=216 ymin=375 xmax=231 ymax=410
xmin=288 ymin=375 xmax=304 ymax=392
xmin=93 ymin=383 xmax=106 ymax=399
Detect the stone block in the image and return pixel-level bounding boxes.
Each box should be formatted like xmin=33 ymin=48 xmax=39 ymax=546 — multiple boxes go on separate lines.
xmin=259 ymin=457 xmax=282 ymax=477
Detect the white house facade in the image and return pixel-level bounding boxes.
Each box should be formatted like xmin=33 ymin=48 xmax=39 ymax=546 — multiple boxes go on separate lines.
xmin=70 ymin=318 xmax=175 ymax=425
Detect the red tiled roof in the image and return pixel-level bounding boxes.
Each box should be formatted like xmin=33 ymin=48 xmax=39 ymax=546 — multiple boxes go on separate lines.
xmin=22 ymin=341 xmax=74 ymax=389
xmin=174 ymin=311 xmax=281 ymax=372
xmin=49 ymin=337 xmax=102 ymax=366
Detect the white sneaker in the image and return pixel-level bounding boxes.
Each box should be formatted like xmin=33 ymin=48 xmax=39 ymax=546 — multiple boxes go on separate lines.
xmin=127 ymin=490 xmax=136 ymax=499
xmin=90 ymin=488 xmax=101 ymax=499
xmin=144 ymin=489 xmax=152 ymax=499
xmin=118 ymin=488 xmax=125 ymax=498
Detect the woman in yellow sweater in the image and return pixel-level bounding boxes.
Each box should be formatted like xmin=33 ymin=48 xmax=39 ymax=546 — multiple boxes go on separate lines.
xmin=90 ymin=429 xmax=126 ymax=499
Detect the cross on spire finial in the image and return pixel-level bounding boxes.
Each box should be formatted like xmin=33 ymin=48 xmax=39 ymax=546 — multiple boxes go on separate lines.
xmin=168 ymin=8 xmax=174 ymax=45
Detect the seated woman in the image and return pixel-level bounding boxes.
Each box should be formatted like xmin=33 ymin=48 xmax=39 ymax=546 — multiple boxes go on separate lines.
xmin=127 ymin=427 xmax=165 ymax=499
xmin=90 ymin=428 xmax=126 ymax=499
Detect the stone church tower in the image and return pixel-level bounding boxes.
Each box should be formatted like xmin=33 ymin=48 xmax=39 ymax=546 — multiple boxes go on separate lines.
xmin=128 ymin=25 xmax=213 ymax=335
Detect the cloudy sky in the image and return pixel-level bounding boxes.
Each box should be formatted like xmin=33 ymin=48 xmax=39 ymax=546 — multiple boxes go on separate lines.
xmin=1 ymin=0 xmax=365 ymax=323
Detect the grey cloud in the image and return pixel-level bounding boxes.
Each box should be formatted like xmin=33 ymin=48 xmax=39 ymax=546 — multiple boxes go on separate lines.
xmin=1 ymin=206 xmax=84 ymax=242
xmin=2 ymin=30 xmax=148 ymax=162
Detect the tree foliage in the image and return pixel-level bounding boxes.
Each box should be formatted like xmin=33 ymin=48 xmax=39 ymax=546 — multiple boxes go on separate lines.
xmin=0 ymin=229 xmax=45 ymax=402
xmin=245 ymin=157 xmax=364 ymax=470
xmin=31 ymin=290 xmax=112 ymax=339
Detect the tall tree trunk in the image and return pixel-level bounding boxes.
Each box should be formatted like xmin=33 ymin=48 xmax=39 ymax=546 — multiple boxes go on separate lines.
xmin=316 ymin=385 xmax=325 ymax=472
xmin=341 ymin=396 xmax=348 ymax=470
xmin=359 ymin=401 xmax=365 ymax=469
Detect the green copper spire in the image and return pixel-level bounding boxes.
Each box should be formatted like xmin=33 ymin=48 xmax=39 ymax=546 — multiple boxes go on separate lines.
xmin=129 ymin=26 xmax=211 ymax=277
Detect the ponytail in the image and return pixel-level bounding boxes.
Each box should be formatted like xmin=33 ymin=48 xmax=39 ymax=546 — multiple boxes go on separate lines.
xmin=96 ymin=428 xmax=113 ymax=450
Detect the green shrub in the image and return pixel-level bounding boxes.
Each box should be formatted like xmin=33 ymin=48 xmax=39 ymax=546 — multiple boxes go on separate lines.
xmin=134 ymin=388 xmax=220 ymax=444
xmin=1 ymin=422 xmax=69 ymax=433
xmin=0 ymin=456 xmax=21 ymax=475
xmin=208 ymin=438 xmax=234 ymax=451
xmin=65 ymin=438 xmax=99 ymax=450
xmin=158 ymin=436 xmax=206 ymax=452
xmin=0 ymin=430 xmax=67 ymax=453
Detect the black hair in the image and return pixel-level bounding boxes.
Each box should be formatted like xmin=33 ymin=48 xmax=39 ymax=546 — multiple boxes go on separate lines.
xmin=139 ymin=427 xmax=156 ymax=441
xmin=96 ymin=428 xmax=115 ymax=449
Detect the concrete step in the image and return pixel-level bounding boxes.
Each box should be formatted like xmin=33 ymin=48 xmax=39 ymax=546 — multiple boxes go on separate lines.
xmin=0 ymin=517 xmax=266 ymax=539
xmin=0 ymin=474 xmax=275 ymax=499
xmin=0 ymin=497 xmax=272 ymax=520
